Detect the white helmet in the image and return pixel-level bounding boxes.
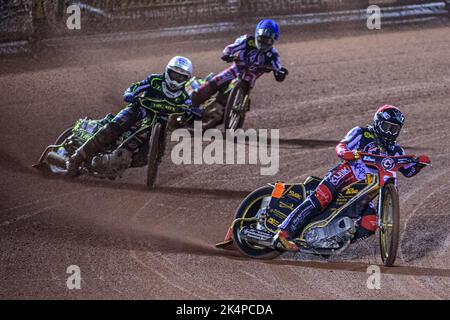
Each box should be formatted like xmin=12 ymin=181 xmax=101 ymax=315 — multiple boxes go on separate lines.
xmin=164 ymin=56 xmax=193 ymax=92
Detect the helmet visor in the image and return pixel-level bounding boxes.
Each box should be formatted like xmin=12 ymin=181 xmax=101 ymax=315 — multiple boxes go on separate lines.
xmin=167 ymin=68 xmax=189 ymax=84
xmin=256 ymin=35 xmax=275 ymax=51
xmin=379 ymin=121 xmax=401 ymax=135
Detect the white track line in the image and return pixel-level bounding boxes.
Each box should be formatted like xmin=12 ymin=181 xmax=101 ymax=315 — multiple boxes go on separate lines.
xmin=0 ymin=203 xmax=64 ymax=227
xmin=0 ymin=189 xmax=94 ymax=214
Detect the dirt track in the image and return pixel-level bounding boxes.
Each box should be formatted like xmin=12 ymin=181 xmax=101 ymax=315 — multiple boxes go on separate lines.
xmin=1 ymin=22 xmax=449 ymax=299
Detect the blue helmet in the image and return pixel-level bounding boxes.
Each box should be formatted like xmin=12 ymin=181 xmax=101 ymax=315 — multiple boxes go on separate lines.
xmin=255 ymin=19 xmax=280 ymax=52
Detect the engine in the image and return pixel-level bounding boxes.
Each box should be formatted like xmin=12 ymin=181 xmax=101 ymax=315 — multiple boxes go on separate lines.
xmin=303 ymin=217 xmax=356 ymax=249
xmin=91 ymin=148 xmax=133 ymax=176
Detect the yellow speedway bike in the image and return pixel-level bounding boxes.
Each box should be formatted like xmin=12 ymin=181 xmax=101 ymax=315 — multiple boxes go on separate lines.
xmin=217 ymin=152 xmax=430 ymax=267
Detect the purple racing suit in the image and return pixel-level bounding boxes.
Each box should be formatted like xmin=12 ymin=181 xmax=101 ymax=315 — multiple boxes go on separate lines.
xmin=192 ymin=35 xmax=285 ymax=106
xmin=219 ymin=34 xmax=283 ymax=88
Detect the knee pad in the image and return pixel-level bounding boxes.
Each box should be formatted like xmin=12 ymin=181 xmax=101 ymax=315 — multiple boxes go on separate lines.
xmin=96 ymin=122 xmax=122 ymax=146
xmin=360 ymin=215 xmax=378 ymax=232
xmin=311 ymin=180 xmax=337 ymax=210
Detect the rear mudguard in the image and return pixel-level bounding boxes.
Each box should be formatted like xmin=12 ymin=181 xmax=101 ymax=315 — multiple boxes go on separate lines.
xmin=215 ymin=216 xmax=259 ymax=249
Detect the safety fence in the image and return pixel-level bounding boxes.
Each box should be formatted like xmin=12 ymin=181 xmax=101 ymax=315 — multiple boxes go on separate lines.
xmin=0 ymin=0 xmax=33 ymax=42
xmin=0 ymin=0 xmax=448 ymax=49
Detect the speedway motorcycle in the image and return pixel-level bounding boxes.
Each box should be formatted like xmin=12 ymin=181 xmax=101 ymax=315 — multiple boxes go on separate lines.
xmin=216 ymin=152 xmax=430 ymax=267
xmin=33 ymin=97 xmax=199 ymax=190
xmin=186 ymin=66 xmax=276 ymax=132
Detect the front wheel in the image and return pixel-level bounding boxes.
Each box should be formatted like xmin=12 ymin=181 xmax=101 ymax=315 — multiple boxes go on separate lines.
xmin=224 ymin=80 xmax=249 ymax=131
xmin=232 ymin=185 xmax=282 ymax=260
xmin=379 ymin=181 xmax=400 ymax=267
xmin=146 ymin=123 xmax=162 ymax=190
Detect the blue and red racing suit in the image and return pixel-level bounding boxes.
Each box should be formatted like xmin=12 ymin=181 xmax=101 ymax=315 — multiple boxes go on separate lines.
xmin=192 ymin=35 xmax=286 ymax=106
xmin=279 ymin=126 xmax=425 ymax=238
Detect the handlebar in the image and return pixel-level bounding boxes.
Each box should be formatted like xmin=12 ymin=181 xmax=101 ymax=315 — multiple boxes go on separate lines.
xmin=357 ymin=152 xmax=430 ymax=173
xmin=224 ymin=54 xmax=277 ymax=73
xmin=131 ymin=96 xmax=203 ymax=118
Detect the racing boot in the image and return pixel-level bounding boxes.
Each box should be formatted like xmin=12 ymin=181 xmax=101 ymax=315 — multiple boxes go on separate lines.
xmin=66 ymin=123 xmax=120 ymax=177
xmin=272 ymin=230 xmax=299 ymax=251
xmin=191 ymin=81 xmax=220 ymax=107
xmin=273 ymin=198 xmax=322 ymax=250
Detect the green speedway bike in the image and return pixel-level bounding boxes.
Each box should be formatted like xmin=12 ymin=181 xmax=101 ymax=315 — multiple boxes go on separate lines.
xmin=33 ymin=97 xmax=199 ymax=190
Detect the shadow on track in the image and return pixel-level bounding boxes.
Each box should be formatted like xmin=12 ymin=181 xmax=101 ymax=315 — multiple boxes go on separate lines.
xmin=278 ymin=138 xmax=338 ymax=148
xmin=72 ymin=179 xmax=252 ymax=200
xmin=154 ymin=186 xmax=251 ymax=200
xmin=38 ymin=172 xmax=253 ymax=199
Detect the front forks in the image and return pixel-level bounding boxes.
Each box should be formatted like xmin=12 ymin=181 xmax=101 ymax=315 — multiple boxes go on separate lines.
xmin=377 ymin=186 xmax=384 ymax=229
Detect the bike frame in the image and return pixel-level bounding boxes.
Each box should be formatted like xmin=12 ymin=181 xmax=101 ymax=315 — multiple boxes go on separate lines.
xmin=35 ymin=97 xmax=191 ymax=174
xmin=298 ymin=175 xmax=379 ymax=240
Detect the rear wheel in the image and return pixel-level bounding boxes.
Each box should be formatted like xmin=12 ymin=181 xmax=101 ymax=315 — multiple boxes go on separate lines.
xmin=224 ymin=81 xmax=249 ymax=131
xmin=232 ymin=186 xmax=282 ymax=260
xmin=379 ymin=182 xmax=400 ymax=267
xmin=146 ymin=123 xmax=162 ymax=190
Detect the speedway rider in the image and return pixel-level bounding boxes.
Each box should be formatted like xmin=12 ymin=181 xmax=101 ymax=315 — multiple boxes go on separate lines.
xmin=67 ymin=56 xmax=202 ymax=177
xmin=273 ymin=105 xmax=432 ymax=251
xmin=192 ymin=19 xmax=289 ymax=106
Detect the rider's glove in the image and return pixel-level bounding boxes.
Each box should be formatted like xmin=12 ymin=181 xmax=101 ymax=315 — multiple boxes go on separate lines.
xmin=342 ymin=150 xmax=359 ymax=162
xmin=275 ymin=67 xmax=289 ymax=82
xmin=416 ymin=155 xmax=431 ymax=167
xmin=124 ymin=93 xmax=135 ymax=103
xmin=221 ymin=55 xmax=235 ymax=63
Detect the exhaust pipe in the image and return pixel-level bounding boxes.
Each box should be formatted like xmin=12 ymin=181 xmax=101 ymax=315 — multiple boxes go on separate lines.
xmin=239 ymin=227 xmax=274 ymax=248
xmin=46 ymin=151 xmax=67 ymax=169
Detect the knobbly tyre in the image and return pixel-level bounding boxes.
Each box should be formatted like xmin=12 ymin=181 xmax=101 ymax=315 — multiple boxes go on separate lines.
xmin=216 ymin=152 xmax=431 ymax=267
xmin=33 ymin=97 xmax=202 ymax=190
xmin=186 ymin=67 xmax=275 ymax=132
